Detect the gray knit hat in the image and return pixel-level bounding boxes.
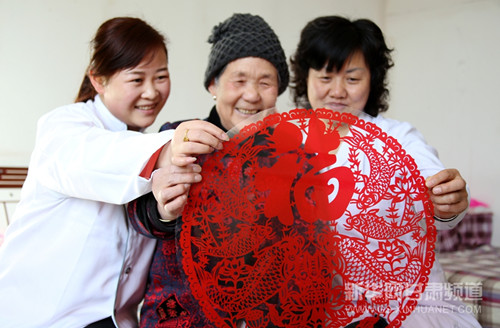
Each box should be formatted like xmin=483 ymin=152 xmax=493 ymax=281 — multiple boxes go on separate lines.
xmin=204 ymin=13 xmax=289 ymax=95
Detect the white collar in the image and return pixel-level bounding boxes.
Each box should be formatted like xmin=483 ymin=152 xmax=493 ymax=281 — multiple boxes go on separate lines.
xmin=94 ymin=95 xmax=128 ymax=132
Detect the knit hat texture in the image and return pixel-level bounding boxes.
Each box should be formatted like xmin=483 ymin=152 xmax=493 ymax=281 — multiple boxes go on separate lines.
xmin=204 ymin=13 xmax=289 ymax=95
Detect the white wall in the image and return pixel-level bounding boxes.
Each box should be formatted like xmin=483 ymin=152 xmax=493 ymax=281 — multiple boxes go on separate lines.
xmin=1 ymin=0 xmax=498 ymax=243
xmin=384 ymin=0 xmax=500 ymax=245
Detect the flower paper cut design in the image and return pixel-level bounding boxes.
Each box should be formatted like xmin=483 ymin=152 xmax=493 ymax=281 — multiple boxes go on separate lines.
xmin=180 ymin=109 xmax=435 ymax=328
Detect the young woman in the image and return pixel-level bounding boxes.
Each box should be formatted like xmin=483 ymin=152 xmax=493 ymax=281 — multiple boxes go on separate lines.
xmin=0 ymin=17 xmax=225 ymax=328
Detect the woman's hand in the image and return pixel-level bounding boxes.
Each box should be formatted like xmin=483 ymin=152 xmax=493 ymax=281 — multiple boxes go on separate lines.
xmin=426 ymin=168 xmax=468 ymax=219
xmin=151 ymin=163 xmax=202 ymax=221
xmin=157 ymin=120 xmax=229 ymax=168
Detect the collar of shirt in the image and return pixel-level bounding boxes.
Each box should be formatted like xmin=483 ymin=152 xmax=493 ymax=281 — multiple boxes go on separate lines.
xmin=93 ymin=95 xmax=128 ymax=132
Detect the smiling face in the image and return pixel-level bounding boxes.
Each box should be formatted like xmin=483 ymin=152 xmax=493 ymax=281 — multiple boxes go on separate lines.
xmin=208 ymin=57 xmax=279 ymax=131
xmin=91 ymin=49 xmax=170 ymax=131
xmin=306 ymin=51 xmax=371 ymax=114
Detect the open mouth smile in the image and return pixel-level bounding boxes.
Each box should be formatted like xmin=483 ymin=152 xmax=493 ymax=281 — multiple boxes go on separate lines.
xmin=236 ymin=107 xmax=260 ymax=115
xmin=136 ymin=104 xmax=157 ymax=111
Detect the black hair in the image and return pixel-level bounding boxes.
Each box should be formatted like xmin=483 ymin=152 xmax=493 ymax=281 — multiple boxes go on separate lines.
xmin=75 ymin=17 xmax=168 ymax=103
xmin=290 ymin=16 xmax=393 ymax=116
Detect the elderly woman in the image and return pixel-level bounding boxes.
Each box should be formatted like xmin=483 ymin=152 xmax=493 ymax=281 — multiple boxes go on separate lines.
xmin=127 ymin=13 xmax=288 ymax=327
xmin=289 ymin=15 xmax=480 ymax=328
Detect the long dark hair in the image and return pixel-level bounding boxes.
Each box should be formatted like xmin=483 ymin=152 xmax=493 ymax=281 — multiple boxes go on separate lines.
xmin=75 ymin=17 xmax=168 ymax=103
xmin=290 ymin=16 xmax=393 ymax=116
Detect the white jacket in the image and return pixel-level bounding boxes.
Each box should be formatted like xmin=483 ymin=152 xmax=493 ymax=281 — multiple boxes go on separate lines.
xmin=0 ymin=96 xmax=174 ymax=327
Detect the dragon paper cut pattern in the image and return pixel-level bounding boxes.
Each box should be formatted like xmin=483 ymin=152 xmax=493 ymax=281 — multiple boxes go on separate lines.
xmin=180 ymin=109 xmax=436 ymax=328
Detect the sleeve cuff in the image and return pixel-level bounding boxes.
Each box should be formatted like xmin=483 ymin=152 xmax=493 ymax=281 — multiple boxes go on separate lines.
xmin=139 ymin=146 xmax=164 ymax=179
xmin=144 ymin=192 xmax=177 ymax=233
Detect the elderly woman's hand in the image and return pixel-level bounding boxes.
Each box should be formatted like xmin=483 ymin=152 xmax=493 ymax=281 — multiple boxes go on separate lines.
xmin=156 ymin=120 xmax=229 ymax=168
xmin=426 ymin=168 xmax=469 ymax=219
xmin=151 ymin=163 xmax=202 ymax=221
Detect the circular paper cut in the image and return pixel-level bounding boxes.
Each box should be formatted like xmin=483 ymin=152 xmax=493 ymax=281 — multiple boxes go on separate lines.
xmin=181 ymin=109 xmax=436 ymax=328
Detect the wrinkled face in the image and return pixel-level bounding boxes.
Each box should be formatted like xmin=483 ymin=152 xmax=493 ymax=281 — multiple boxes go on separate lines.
xmin=94 ymin=50 xmax=170 ymax=131
xmin=208 ymin=57 xmax=279 ymax=131
xmin=306 ymin=51 xmax=370 ymax=115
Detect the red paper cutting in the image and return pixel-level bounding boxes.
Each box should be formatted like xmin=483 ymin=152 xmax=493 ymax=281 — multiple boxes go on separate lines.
xmin=180 ymin=109 xmax=436 ymax=328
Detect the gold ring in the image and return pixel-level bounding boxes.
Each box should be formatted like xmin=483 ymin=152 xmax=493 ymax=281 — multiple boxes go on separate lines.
xmin=183 ymin=129 xmax=189 ymax=142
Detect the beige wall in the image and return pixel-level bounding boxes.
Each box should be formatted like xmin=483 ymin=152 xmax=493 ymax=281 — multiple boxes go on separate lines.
xmin=1 ymin=0 xmax=498 ymax=244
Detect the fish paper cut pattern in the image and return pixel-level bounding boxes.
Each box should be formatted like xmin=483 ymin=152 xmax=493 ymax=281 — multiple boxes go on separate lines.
xmin=180 ymin=108 xmax=436 ymax=328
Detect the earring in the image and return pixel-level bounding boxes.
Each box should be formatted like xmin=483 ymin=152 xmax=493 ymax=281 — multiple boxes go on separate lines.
xmin=212 ymin=95 xmax=217 ymax=101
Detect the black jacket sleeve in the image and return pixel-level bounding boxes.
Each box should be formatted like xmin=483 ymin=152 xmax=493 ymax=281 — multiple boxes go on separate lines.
xmin=133 ymin=191 xmax=176 ymax=235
